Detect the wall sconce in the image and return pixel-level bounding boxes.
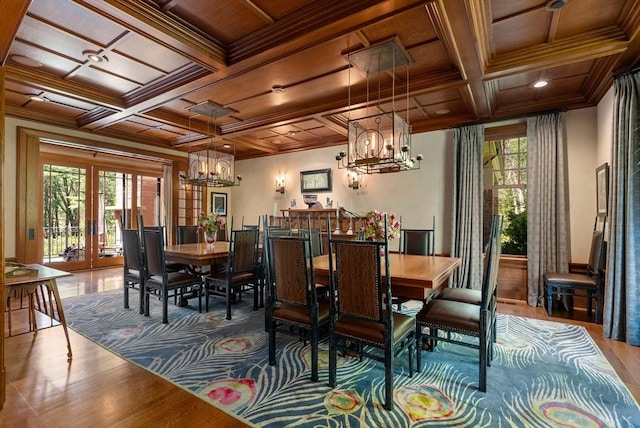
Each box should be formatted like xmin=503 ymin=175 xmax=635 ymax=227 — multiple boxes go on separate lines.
xmin=348 ymin=169 xmax=363 ymax=190
xmin=275 ymin=170 xmax=287 ymax=194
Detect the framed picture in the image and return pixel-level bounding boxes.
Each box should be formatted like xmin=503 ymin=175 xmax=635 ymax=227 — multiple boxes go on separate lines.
xmin=211 ymin=192 xmax=227 ymax=216
xmin=596 ymin=163 xmax=609 ymax=218
xmin=300 ymin=168 xmax=332 ymax=193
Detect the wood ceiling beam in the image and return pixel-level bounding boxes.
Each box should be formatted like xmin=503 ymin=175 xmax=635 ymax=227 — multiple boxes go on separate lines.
xmin=5 ymin=65 xmax=125 ymax=110
xmin=228 ymin=0 xmax=433 ymax=64
xmin=483 ymin=29 xmax=629 ymax=79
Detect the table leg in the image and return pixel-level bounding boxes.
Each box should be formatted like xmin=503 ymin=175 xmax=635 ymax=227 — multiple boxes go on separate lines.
xmin=45 ymin=279 xmax=73 ymax=360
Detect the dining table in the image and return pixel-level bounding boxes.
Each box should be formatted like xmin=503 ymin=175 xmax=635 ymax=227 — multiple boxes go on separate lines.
xmin=312 ymin=253 xmax=462 ymax=302
xmin=164 ymin=241 xmax=230 ymax=266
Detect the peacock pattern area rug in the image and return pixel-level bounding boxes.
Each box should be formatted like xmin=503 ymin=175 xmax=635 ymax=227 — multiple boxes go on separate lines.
xmin=62 ymin=290 xmax=640 ymax=427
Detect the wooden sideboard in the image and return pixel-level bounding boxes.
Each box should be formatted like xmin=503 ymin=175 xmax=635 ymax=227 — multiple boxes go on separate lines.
xmin=278 ymin=208 xmax=363 ymax=249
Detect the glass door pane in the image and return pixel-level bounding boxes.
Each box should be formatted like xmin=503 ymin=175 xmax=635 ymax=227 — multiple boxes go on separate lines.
xmin=42 ymin=163 xmax=89 ymax=269
xmin=92 ymin=170 xmax=127 ymax=268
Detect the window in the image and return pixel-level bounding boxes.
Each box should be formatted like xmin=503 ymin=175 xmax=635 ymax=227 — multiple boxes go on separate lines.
xmin=484 ymin=125 xmax=527 ymax=255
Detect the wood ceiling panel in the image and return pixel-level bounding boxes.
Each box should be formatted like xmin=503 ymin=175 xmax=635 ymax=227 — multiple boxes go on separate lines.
xmin=360 ymin=6 xmax=438 ymax=47
xmin=492 ymin=9 xmax=552 ymax=54
xmin=254 ymin=0 xmax=315 ymax=20
xmin=113 ymin=33 xmax=192 ymax=74
xmin=555 ymin=0 xmax=627 ymax=38
xmin=22 ymin=100 xmax=88 ymax=118
xmin=15 ymin=16 xmax=102 ymax=63
xmin=28 ymin=0 xmax=125 ymax=45
xmin=490 ymin=0 xmax=542 ymax=21
xmin=72 ymin=67 xmax=141 ymax=94
xmin=155 ymin=0 xmax=267 ymax=44
xmin=8 ymin=40 xmax=82 ymax=76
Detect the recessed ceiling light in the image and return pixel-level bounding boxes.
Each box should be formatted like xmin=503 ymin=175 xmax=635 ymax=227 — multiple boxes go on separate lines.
xmin=546 ymin=0 xmax=567 ymax=10
xmin=287 ymin=131 xmax=297 ymax=136
xmin=435 ymin=108 xmax=450 ymax=115
xmin=533 ymin=80 xmax=549 ymax=88
xmin=11 ymin=55 xmax=43 ymax=68
xmin=223 ymin=144 xmax=231 ymax=149
xmin=83 ymin=50 xmax=108 ymax=63
xmin=271 ymin=85 xmax=286 ymax=94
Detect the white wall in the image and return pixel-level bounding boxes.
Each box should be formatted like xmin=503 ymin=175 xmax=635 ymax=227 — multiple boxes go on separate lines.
xmin=597 ymin=88 xmax=614 ymax=165
xmin=565 ymin=107 xmax=599 ymax=261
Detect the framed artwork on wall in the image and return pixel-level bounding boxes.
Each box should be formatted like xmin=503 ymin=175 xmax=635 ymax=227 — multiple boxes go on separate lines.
xmin=596 ymin=163 xmax=609 ymax=218
xmin=300 ymin=168 xmax=332 ymax=193
xmin=211 ymin=192 xmax=227 ymax=216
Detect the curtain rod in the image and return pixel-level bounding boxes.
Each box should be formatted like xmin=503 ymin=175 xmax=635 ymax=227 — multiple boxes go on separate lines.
xmin=449 ymin=108 xmax=568 ymax=129
xmin=612 ymin=64 xmax=640 ymax=80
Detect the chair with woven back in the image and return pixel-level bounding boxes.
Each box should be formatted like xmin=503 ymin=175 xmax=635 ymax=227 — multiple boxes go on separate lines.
xmin=204 ymin=221 xmax=261 ymax=320
xmin=122 ymin=228 xmax=146 ymax=314
xmin=414 ymin=214 xmax=503 ymax=393
xmin=327 ymin=215 xmax=416 ymax=411
xmin=267 ymin=220 xmax=330 ymax=381
xmin=142 ymin=227 xmax=204 ymax=323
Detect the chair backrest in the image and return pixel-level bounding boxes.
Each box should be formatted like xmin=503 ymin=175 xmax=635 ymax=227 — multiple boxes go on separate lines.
xmin=299 ymin=228 xmax=323 ymax=258
xmin=176 ymin=225 xmax=200 ymax=244
xmin=401 ymin=229 xmax=435 ymax=256
xmin=329 ymin=238 xmax=389 ymax=323
xmin=587 ymin=230 xmax=605 ymax=276
xmin=229 ymin=228 xmax=259 ymax=274
xmin=481 ymin=215 xmax=503 ymax=310
xmin=142 ymin=228 xmax=167 ymax=278
xmin=122 ymin=228 xmax=144 ymax=273
xmin=269 ymin=233 xmax=316 ymax=308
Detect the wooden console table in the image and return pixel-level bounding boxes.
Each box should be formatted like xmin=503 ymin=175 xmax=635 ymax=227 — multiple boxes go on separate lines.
xmin=5 ymin=264 xmax=73 ymax=360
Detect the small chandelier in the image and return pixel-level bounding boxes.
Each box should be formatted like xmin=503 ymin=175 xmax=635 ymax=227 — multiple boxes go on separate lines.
xmin=179 ymin=101 xmax=241 ymax=187
xmin=336 ymin=38 xmax=422 ymax=174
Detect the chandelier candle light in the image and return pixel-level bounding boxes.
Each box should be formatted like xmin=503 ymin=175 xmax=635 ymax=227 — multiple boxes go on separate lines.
xmin=336 ymin=38 xmax=423 ymax=174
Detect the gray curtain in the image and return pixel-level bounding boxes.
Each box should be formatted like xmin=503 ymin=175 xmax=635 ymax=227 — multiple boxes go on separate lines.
xmin=603 ymin=72 xmax=640 ymax=346
xmin=450 ymin=125 xmax=484 ymax=290
xmin=526 ymin=112 xmax=570 ymax=307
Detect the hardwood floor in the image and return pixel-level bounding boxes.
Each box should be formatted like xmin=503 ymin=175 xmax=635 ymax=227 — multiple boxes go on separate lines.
xmin=2 ymin=267 xmax=638 ymax=426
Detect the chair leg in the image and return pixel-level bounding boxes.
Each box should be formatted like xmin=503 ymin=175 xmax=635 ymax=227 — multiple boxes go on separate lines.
xmin=384 ymin=345 xmax=394 ymax=411
xmin=139 ymin=283 xmax=145 ymax=314
xmin=268 ymin=319 xmax=276 ymax=366
xmin=546 ymin=283 xmax=554 ymax=316
xmin=311 ymin=324 xmax=319 ymax=382
xmin=226 ymin=286 xmax=232 ymax=320
xmin=124 ymin=284 xmax=130 ymax=309
xmin=144 ymin=292 xmax=150 ymax=317
xmin=415 ymin=325 xmax=422 ymax=372
xmin=328 ymin=333 xmax=337 ymax=388
xmin=162 ymin=291 xmax=169 ymax=324
xmin=479 ymin=332 xmax=487 ymax=392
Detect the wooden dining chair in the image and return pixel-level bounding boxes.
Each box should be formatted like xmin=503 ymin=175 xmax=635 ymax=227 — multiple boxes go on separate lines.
xmin=414 ymin=214 xmax=502 ymax=392
xmin=544 ymin=227 xmax=605 ymax=322
xmin=204 ymin=227 xmax=261 ymax=320
xmin=267 ymin=229 xmax=330 ymax=381
xmin=394 ymin=219 xmax=436 ymax=309
xmin=142 ymin=228 xmax=204 ymax=323
xmin=327 ymin=217 xmax=415 ymax=411
xmin=122 ymin=228 xmax=146 ymax=314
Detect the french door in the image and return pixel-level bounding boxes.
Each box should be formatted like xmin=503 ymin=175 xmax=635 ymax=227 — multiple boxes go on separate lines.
xmin=41 ymin=157 xmax=164 ymax=270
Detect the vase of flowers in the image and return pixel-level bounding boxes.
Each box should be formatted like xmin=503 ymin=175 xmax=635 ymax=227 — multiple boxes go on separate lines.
xmin=198 ymin=212 xmax=225 ymax=245
xmin=362 ymin=210 xmax=400 ymax=245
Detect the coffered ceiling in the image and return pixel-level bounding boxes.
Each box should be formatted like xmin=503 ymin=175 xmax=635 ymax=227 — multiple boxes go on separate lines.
xmin=2 ymin=0 xmax=640 ymax=160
